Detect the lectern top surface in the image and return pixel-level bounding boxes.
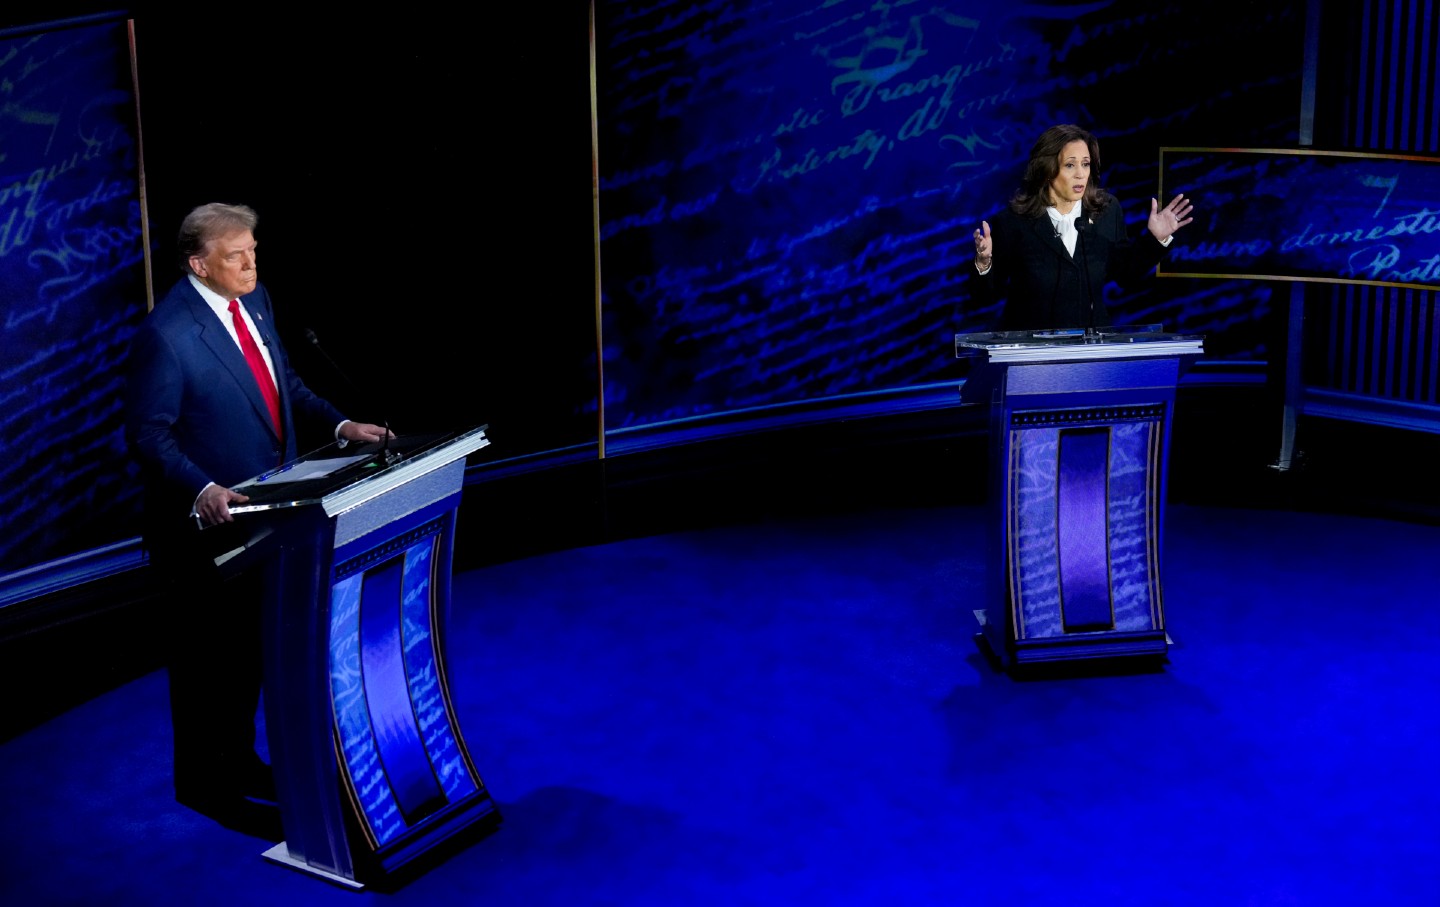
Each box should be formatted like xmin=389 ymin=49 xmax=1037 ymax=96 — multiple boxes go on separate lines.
xmin=227 ymin=425 xmax=490 ymax=516
xmin=954 ymin=325 xmax=1203 ymax=363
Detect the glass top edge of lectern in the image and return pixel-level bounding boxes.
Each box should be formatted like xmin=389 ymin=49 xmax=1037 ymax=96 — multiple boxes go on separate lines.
xmin=227 ymin=425 xmax=490 ymax=515
xmin=320 ymin=427 xmax=490 ymax=516
xmin=972 ymin=339 xmax=1204 ymax=363
xmin=955 ymin=324 xmax=1203 ymax=352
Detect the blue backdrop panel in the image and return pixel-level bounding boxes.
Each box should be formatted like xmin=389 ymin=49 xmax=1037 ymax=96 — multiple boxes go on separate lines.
xmin=594 ymin=1 xmax=1302 ymax=434
xmin=0 ymin=14 xmax=147 ymax=573
xmin=1161 ymin=148 xmax=1440 ymax=290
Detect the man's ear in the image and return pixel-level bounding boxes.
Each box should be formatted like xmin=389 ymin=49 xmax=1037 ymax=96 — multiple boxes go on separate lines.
xmin=187 ymin=255 xmax=206 ymax=277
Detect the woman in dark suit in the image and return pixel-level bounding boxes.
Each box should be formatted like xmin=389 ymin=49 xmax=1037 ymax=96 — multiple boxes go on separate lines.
xmin=970 ymin=124 xmax=1194 ymax=331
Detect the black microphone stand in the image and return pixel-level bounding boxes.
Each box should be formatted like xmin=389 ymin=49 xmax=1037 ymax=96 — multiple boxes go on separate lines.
xmin=304 ymin=328 xmax=400 ymax=466
xmin=1074 ymin=209 xmax=1098 ymax=339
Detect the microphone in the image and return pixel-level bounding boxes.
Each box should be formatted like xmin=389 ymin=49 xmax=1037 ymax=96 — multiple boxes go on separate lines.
xmin=1073 ymin=210 xmax=1098 ymax=337
xmin=304 ymin=328 xmax=398 ymax=465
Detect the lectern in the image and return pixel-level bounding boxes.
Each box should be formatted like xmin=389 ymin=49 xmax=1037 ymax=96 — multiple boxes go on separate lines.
xmin=955 ymin=327 xmax=1202 ymax=669
xmin=218 ymin=425 xmax=498 ymax=887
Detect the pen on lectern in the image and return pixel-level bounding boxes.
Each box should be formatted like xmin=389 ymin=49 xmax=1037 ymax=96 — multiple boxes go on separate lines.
xmin=256 ymin=463 xmax=295 ymax=482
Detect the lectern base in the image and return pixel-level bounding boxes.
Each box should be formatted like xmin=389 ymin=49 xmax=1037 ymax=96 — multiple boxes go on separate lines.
xmin=973 ymin=610 xmax=1169 ymax=672
xmin=262 ymin=842 xmax=366 ymax=891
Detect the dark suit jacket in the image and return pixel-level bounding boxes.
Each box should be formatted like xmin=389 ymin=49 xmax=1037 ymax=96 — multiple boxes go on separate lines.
xmin=970 ymin=199 xmax=1169 ymax=331
xmin=125 ymin=277 xmax=344 ymax=557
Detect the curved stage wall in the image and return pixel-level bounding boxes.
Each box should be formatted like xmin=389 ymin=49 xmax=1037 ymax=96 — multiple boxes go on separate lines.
xmin=591 ymin=0 xmax=1304 ymax=447
xmin=0 ymin=14 xmax=148 ymax=577
xmin=6 ymin=1 xmax=1440 ymax=615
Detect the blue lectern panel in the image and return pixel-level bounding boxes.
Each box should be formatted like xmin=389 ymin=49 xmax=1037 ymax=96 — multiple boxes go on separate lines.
xmin=330 ymin=572 xmax=406 ymax=845
xmin=1108 ymin=420 xmax=1162 ymax=633
xmin=359 ymin=557 xmax=446 ymax=826
xmin=331 ymin=572 xmax=406 ymax=852
xmin=1011 ymin=428 xmax=1062 ymax=639
xmin=1009 ymin=413 xmax=1164 ymax=641
xmin=328 ymin=528 xmax=485 ymax=850
xmin=399 ymin=539 xmax=478 ymax=801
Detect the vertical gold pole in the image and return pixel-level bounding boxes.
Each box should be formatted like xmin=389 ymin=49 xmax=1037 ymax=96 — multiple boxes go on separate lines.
xmin=127 ymin=18 xmax=154 ymax=313
xmin=589 ymin=1 xmax=606 ymax=459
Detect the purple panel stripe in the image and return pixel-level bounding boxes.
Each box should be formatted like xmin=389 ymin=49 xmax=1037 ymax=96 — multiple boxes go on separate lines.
xmin=1057 ymin=427 xmax=1113 ymax=632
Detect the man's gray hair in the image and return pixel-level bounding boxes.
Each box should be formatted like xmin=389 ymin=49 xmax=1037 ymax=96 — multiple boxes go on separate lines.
xmin=176 ymin=203 xmax=258 ymax=272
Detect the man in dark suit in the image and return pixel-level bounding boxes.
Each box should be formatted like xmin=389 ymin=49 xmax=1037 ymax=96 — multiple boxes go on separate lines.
xmin=125 ymin=202 xmax=389 ymax=834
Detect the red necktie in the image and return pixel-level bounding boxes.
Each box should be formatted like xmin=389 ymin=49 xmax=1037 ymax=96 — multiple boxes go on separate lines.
xmin=228 ymin=299 xmax=283 ymax=437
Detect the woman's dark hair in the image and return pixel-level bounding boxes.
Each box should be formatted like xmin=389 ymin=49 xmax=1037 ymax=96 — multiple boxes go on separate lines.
xmin=1008 ymin=124 xmax=1114 ymax=218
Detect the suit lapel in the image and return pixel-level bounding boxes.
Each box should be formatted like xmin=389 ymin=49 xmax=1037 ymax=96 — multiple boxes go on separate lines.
xmin=1029 ymin=214 xmax=1074 ymax=267
xmin=180 ymin=284 xmax=283 ymax=442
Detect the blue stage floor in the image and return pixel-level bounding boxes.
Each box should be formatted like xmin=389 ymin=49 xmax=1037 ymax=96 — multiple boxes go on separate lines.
xmin=3 ymin=503 xmax=1438 ymax=905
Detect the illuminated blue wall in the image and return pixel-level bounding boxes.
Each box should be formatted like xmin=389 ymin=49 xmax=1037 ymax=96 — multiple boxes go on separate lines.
xmin=593 ymin=1 xmax=1306 ymax=435
xmin=0 ymin=15 xmax=147 ymax=574
xmin=7 ymin=1 xmax=1439 ymax=588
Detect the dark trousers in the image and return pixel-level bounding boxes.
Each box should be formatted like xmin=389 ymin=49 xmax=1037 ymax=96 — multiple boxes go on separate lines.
xmin=153 ymin=524 xmax=267 ymax=798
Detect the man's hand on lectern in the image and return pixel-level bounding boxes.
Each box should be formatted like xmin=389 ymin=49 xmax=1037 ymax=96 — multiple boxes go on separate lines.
xmin=196 ymin=483 xmax=250 ymax=526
